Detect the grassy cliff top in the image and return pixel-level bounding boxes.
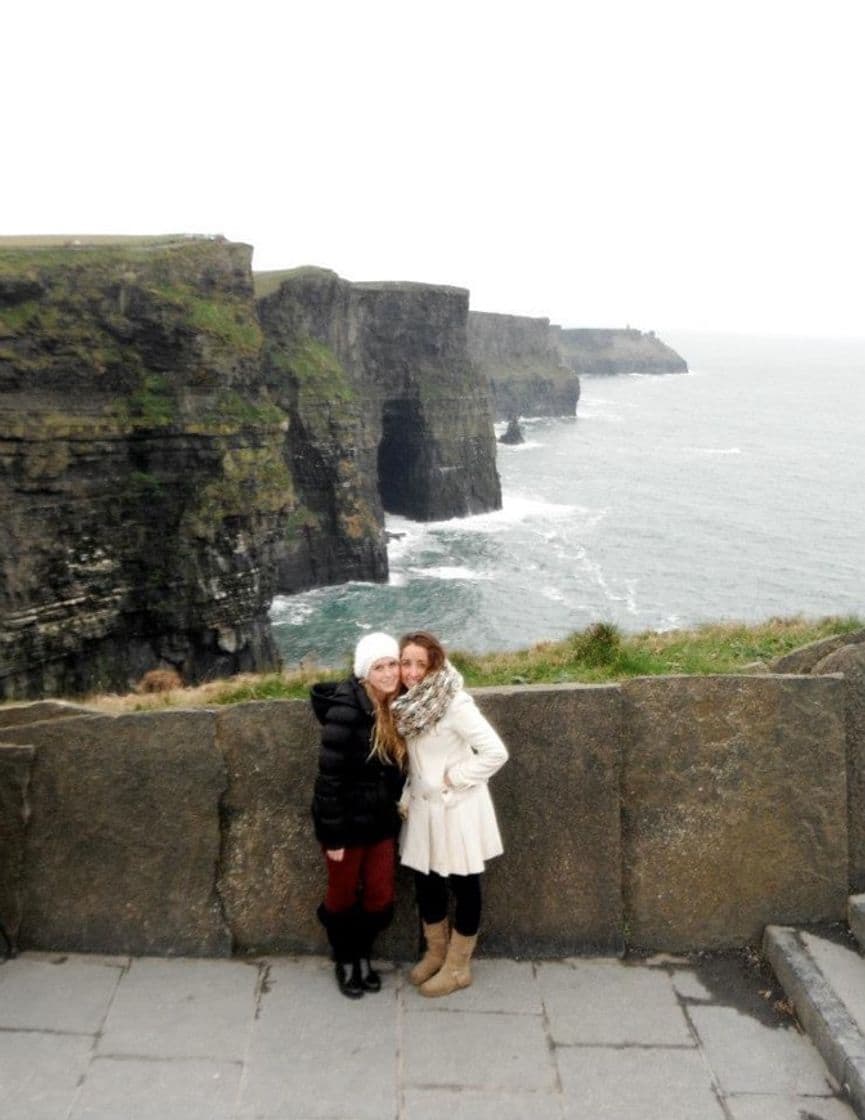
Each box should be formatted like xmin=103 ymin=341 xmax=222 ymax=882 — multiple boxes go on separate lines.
xmin=39 ymin=613 xmax=862 ymax=713
xmin=253 ymin=266 xmax=340 ymax=298
xmin=253 ymin=267 xmax=469 ymax=301
xmin=0 ymin=234 xmax=223 ymax=251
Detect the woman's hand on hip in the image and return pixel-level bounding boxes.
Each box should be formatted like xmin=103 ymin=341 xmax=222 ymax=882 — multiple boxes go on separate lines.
xmin=326 ymin=848 xmax=345 ymax=862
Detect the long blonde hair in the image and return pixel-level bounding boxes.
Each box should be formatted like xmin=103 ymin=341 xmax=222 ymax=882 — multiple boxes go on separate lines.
xmin=363 ymin=683 xmax=407 ymax=772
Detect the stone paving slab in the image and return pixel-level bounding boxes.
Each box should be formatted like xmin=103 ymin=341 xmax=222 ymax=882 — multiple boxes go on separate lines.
xmin=0 ymin=952 xmax=125 ymax=1033
xmin=556 ymin=1046 xmax=725 ymax=1120
xmin=725 ymin=1096 xmax=859 ymax=1120
xmin=0 ymin=952 xmax=858 ymax=1120
xmin=403 ymin=1007 xmax=555 ymax=1091
xmin=98 ymin=957 xmax=260 ymax=1062
xmin=688 ymin=1003 xmax=838 ymax=1095
xmin=69 ymin=1056 xmax=243 ymax=1120
xmin=237 ymin=956 xmax=397 ymax=1120
xmin=406 ymin=958 xmax=541 ymax=1014
xmin=0 ymin=1032 xmax=93 ymax=1120
xmin=402 ymin=1088 xmax=564 ymax=1120
xmin=536 ymin=958 xmax=694 ymax=1045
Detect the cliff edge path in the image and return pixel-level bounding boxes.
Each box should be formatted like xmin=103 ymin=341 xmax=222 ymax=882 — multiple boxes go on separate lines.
xmin=0 ymin=950 xmax=855 ymax=1120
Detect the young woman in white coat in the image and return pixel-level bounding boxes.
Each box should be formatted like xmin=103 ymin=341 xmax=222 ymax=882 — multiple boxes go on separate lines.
xmin=393 ymin=630 xmax=508 ymax=997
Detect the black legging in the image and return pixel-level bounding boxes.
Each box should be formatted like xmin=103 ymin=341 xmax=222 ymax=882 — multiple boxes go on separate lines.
xmin=414 ymin=871 xmax=482 ymax=936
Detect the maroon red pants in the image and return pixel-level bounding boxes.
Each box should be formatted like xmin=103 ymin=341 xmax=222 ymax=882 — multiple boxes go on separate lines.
xmin=323 ymin=836 xmax=396 ymax=914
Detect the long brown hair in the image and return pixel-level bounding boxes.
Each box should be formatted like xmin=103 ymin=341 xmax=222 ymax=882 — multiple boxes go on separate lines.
xmin=398 ymin=630 xmax=447 ymax=675
xmin=363 ymin=683 xmax=407 ymax=772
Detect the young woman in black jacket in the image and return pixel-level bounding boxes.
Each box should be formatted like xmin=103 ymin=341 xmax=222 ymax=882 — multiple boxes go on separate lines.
xmin=310 ymin=632 xmax=406 ymax=998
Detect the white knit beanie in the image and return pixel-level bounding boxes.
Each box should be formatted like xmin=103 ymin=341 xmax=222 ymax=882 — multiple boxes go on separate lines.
xmin=353 ymin=631 xmax=399 ymax=680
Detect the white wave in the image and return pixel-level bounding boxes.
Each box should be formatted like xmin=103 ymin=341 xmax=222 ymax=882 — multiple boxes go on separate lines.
xmin=575 ymin=551 xmax=636 ymax=611
xmin=385 ymin=515 xmax=425 ymax=543
xmin=270 ymin=597 xmax=317 ymax=625
xmin=541 ymin=586 xmax=566 ymax=603
xmin=385 ymin=516 xmax=437 ymax=561
xmin=388 ymin=490 xmax=596 ymax=540
xmin=496 ymin=494 xmax=579 ymax=522
xmin=576 ymin=405 xmax=625 ymax=423
xmin=271 ymin=581 xmax=377 ymax=625
xmin=503 ymin=415 xmax=571 ymax=426
xmin=498 ymin=440 xmax=543 ymax=451
xmin=685 ymin=446 xmax=743 ymax=455
xmin=407 ymin=565 xmax=492 ymax=582
xmin=402 ymin=494 xmax=578 ymax=536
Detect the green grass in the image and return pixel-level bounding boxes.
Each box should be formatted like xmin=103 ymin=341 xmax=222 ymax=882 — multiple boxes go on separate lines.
xmin=75 ymin=614 xmax=863 ymax=713
xmin=452 ymin=615 xmax=863 ymax=686
xmin=117 ymin=374 xmax=176 ymax=428
xmin=253 ymin=266 xmax=339 ymax=300
xmin=210 ymin=673 xmax=320 ymax=705
xmin=281 ymin=337 xmax=356 ymax=403
xmin=181 ymin=292 xmax=262 ymax=354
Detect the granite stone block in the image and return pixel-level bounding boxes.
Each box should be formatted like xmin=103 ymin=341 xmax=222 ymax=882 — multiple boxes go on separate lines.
xmin=622 ymin=675 xmax=847 ymax=948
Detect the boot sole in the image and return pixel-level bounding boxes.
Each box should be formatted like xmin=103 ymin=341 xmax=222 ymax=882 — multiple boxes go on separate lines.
xmin=419 ymin=974 xmax=471 ymax=997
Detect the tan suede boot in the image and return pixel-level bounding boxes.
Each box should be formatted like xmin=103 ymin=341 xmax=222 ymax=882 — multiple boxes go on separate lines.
xmin=419 ymin=931 xmax=477 ymax=997
xmin=409 ymin=919 xmax=449 ymax=986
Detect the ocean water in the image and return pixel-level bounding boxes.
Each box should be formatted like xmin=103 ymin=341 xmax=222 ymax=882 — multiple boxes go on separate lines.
xmin=270 ymin=331 xmax=865 ymax=668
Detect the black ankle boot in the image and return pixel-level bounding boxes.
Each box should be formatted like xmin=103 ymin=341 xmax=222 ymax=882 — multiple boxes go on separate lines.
xmin=360 ymin=958 xmax=381 ymax=992
xmin=356 ymin=904 xmax=393 ymax=992
xmin=335 ymin=960 xmax=364 ymax=999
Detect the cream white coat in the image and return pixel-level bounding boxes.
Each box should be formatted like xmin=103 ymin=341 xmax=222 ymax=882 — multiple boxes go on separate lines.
xmin=398 ymin=690 xmax=508 ymax=876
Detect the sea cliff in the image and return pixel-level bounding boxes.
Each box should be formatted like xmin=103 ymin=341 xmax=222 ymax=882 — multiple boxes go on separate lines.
xmin=0 ymin=245 xmax=503 ymax=698
xmin=0 ymin=237 xmax=687 ymax=700
xmin=257 ymin=268 xmax=502 ymax=524
xmin=559 ymin=327 xmax=688 ymax=374
xmin=0 ymin=236 xmax=290 ymax=698
xmin=467 ymin=310 xmax=580 ymax=418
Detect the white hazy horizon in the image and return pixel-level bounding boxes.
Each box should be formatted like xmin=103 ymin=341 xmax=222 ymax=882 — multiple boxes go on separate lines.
xmin=3 ymin=0 xmax=864 ymax=339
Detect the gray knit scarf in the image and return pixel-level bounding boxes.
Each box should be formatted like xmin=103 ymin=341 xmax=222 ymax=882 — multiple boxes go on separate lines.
xmin=392 ymin=659 xmax=463 ymax=739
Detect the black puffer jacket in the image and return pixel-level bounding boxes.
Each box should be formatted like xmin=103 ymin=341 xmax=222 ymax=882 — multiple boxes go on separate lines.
xmin=310 ymin=676 xmax=405 ymax=849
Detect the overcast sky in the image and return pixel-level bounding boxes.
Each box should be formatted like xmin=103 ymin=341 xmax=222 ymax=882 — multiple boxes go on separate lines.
xmin=4 ymin=0 xmax=863 ymax=337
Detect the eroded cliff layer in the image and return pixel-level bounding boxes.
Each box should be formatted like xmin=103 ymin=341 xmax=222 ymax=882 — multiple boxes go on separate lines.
xmin=256 ymin=269 xmax=502 ymax=525
xmin=467 ymin=310 xmax=580 ymax=418
xmin=559 ymin=328 xmax=688 ymax=374
xmin=0 ymin=236 xmax=289 ymax=699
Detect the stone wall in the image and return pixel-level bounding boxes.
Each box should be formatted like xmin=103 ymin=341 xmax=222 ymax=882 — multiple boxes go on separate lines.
xmin=769 ymin=629 xmax=865 ymax=891
xmin=621 ymin=675 xmax=847 ymax=950
xmin=0 ymin=669 xmax=853 ymax=959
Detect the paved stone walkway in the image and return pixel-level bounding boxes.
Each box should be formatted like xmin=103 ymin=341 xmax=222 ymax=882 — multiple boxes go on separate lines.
xmin=0 ymin=951 xmax=857 ymax=1119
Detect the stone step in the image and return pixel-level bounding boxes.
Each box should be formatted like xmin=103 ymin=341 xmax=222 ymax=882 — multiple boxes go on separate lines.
xmin=849 ymin=894 xmax=865 ymax=952
xmin=764 ymin=923 xmax=865 ymax=1118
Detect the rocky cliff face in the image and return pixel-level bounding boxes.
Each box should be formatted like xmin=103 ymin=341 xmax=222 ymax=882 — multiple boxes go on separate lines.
xmin=559 ymin=328 xmax=688 ymax=374
xmin=257 ymin=269 xmax=501 ymax=525
xmin=255 ymin=268 xmax=387 ymax=591
xmin=0 ymin=246 xmax=503 ymax=699
xmin=0 ymin=236 xmax=289 ymax=699
xmin=467 ymin=311 xmax=580 ymax=418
